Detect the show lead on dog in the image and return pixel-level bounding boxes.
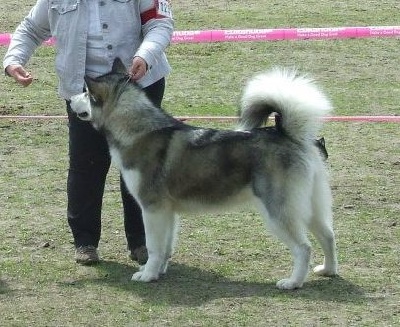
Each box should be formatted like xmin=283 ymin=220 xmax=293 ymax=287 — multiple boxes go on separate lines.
xmin=3 ymin=0 xmax=174 ymax=265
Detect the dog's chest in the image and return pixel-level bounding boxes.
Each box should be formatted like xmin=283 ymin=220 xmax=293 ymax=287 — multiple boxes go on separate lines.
xmin=109 ymin=147 xmax=124 ymax=170
xmin=109 ymin=147 xmax=141 ymax=198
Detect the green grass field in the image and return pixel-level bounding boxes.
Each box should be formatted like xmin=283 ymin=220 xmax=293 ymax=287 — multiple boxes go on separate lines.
xmin=0 ymin=1 xmax=399 ymax=326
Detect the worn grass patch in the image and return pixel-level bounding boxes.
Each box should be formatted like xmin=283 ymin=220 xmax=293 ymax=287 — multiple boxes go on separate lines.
xmin=1 ymin=0 xmax=399 ymax=326
xmin=0 ymin=119 xmax=398 ymax=326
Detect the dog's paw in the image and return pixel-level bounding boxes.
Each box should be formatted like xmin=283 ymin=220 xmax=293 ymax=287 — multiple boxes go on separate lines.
xmin=313 ymin=264 xmax=338 ymax=276
xmin=276 ymin=278 xmax=303 ymax=290
xmin=131 ymin=270 xmax=159 ymax=282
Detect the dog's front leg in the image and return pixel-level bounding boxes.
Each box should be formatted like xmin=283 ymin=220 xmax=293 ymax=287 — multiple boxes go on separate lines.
xmin=131 ymin=209 xmax=174 ymax=282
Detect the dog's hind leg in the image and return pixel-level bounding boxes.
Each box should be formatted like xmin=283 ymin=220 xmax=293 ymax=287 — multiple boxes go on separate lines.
xmin=309 ymin=175 xmax=338 ymax=276
xmin=257 ymin=199 xmax=312 ymax=290
xmin=131 ymin=208 xmax=176 ymax=282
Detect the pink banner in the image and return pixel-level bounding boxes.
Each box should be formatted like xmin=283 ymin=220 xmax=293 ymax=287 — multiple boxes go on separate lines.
xmin=170 ymin=26 xmax=400 ymax=43
xmin=1 ymin=26 xmax=400 ymax=46
xmin=0 ymin=33 xmax=11 ymax=46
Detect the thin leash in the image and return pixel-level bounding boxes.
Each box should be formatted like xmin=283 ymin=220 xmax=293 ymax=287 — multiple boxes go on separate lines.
xmin=116 ymin=74 xmax=133 ymax=99
xmin=121 ymin=74 xmax=132 ymax=89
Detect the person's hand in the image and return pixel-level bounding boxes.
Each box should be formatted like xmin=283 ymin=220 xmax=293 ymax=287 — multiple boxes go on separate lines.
xmin=5 ymin=65 xmax=33 ymax=87
xmin=129 ymin=56 xmax=148 ymax=81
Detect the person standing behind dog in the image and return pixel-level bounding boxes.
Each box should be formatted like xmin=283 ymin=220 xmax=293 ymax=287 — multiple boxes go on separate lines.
xmin=3 ymin=0 xmax=174 ymax=265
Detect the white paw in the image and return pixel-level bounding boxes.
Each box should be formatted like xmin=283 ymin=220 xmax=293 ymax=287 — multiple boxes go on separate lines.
xmin=276 ymin=278 xmax=303 ymax=290
xmin=131 ymin=270 xmax=159 ymax=282
xmin=313 ymin=264 xmax=337 ymax=276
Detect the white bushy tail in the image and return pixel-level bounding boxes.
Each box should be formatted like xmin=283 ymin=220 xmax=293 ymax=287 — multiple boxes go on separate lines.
xmin=238 ymin=68 xmax=332 ymax=142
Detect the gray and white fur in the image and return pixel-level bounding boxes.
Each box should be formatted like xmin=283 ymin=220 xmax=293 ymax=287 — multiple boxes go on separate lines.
xmin=70 ymin=59 xmax=338 ymax=289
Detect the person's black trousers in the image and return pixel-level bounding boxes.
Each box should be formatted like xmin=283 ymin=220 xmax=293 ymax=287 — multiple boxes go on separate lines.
xmin=66 ymin=78 xmax=165 ymax=250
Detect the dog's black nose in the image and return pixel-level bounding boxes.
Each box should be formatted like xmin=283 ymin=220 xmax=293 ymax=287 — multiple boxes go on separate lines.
xmin=77 ymin=112 xmax=89 ymax=119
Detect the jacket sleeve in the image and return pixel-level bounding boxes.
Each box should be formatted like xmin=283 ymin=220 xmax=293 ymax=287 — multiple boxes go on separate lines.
xmin=135 ymin=0 xmax=174 ymax=69
xmin=3 ymin=0 xmax=51 ymax=70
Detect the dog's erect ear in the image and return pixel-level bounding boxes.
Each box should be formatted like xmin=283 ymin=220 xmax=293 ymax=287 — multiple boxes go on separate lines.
xmin=112 ymin=57 xmax=127 ymax=74
xmin=84 ymin=75 xmax=100 ymax=99
xmin=84 ymin=75 xmax=96 ymax=92
xmin=84 ymin=75 xmax=105 ymax=104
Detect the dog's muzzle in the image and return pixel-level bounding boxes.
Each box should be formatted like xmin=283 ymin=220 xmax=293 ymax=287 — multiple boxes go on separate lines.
xmin=70 ymin=93 xmax=92 ymax=121
xmin=77 ymin=111 xmax=89 ymax=119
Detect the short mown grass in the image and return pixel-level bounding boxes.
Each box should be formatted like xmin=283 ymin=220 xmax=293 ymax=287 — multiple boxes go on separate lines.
xmin=1 ymin=1 xmax=399 ymax=326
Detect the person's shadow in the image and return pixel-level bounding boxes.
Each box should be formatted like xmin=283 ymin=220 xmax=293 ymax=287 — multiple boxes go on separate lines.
xmin=58 ymin=260 xmax=369 ymax=307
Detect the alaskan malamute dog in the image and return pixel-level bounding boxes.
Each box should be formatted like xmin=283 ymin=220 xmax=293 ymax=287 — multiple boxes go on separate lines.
xmin=70 ymin=58 xmax=338 ymax=289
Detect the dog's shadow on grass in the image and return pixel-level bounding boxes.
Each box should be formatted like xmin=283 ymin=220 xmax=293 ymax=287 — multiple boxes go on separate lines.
xmin=0 ymin=279 xmax=10 ymax=295
xmin=61 ymin=260 xmax=369 ymax=307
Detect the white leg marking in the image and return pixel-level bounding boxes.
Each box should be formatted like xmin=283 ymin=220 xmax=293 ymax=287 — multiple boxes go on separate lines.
xmin=131 ymin=209 xmax=176 ymax=282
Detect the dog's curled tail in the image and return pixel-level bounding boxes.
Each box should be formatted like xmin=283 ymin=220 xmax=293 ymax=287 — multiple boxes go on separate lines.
xmin=238 ymin=68 xmax=332 ymax=142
